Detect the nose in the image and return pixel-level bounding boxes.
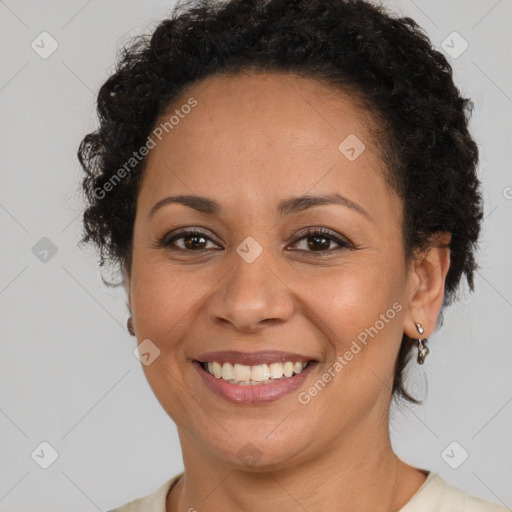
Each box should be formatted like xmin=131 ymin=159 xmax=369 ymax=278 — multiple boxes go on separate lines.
xmin=207 ymin=255 xmax=295 ymax=333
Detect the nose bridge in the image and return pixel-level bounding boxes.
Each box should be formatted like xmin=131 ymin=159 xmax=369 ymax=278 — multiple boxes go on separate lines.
xmin=207 ymin=247 xmax=294 ymax=332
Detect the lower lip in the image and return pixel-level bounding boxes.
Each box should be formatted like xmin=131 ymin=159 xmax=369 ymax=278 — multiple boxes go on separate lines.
xmin=193 ymin=360 xmax=318 ymax=405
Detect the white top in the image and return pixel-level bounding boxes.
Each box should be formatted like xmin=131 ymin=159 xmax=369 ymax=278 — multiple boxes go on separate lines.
xmin=108 ymin=470 xmax=508 ymax=512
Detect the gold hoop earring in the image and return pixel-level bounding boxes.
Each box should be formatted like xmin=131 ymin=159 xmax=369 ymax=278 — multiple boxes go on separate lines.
xmin=414 ymin=322 xmax=429 ymax=364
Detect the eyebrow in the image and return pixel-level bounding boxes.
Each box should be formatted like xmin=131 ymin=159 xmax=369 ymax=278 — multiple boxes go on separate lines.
xmin=148 ymin=192 xmax=371 ymax=220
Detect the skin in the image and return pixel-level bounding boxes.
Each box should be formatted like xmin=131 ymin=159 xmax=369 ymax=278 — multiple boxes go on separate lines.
xmin=125 ymin=72 xmax=451 ymax=512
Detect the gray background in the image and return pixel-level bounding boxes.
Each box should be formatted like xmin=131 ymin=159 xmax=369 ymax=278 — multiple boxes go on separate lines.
xmin=0 ymin=0 xmax=510 ymax=510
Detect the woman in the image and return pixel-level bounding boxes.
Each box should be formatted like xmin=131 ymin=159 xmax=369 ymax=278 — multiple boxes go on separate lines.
xmin=78 ymin=0 xmax=506 ymax=510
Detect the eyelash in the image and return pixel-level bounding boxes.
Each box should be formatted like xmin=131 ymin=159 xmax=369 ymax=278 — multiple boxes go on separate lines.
xmin=157 ymin=227 xmax=353 ymax=256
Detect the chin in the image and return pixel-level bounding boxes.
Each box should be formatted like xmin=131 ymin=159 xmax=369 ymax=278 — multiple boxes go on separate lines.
xmin=200 ymin=424 xmax=315 ymax=471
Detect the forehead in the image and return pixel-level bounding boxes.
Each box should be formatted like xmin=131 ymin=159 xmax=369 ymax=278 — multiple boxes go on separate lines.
xmin=162 ymin=71 xmax=375 ymax=153
xmin=139 ymin=71 xmax=393 ymax=216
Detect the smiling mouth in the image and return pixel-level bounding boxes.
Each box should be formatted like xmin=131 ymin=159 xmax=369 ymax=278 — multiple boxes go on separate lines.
xmin=196 ymin=360 xmax=314 ymax=386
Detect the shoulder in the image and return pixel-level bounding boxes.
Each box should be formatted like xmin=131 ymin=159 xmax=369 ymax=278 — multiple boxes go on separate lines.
xmin=107 ymin=473 xmax=183 ymax=512
xmin=399 ymin=471 xmax=509 ymax=512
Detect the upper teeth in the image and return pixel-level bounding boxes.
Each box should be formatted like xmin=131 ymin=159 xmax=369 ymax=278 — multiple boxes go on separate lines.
xmin=205 ymin=361 xmax=309 ymax=382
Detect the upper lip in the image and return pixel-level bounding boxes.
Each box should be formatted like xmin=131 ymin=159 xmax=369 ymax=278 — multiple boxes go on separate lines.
xmin=195 ymin=350 xmax=317 ymax=366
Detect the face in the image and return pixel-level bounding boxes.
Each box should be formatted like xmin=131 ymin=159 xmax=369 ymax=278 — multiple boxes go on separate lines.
xmin=128 ymin=72 xmax=422 ymax=470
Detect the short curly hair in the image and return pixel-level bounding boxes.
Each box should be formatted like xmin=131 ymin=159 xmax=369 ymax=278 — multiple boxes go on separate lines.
xmin=78 ymin=0 xmax=483 ymax=404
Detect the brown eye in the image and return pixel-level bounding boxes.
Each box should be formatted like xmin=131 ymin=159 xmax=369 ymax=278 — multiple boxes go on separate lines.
xmin=288 ymin=228 xmax=352 ymax=254
xmin=159 ymin=230 xmax=221 ymax=252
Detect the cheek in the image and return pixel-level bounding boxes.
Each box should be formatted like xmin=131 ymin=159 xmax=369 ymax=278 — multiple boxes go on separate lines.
xmin=311 ymin=257 xmax=404 ymax=329
xmin=130 ymin=259 xmax=209 ymax=350
xmin=305 ymin=258 xmax=406 ymax=386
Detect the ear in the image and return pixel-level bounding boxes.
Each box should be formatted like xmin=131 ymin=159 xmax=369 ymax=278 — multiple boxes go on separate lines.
xmin=403 ymin=232 xmax=451 ymax=339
